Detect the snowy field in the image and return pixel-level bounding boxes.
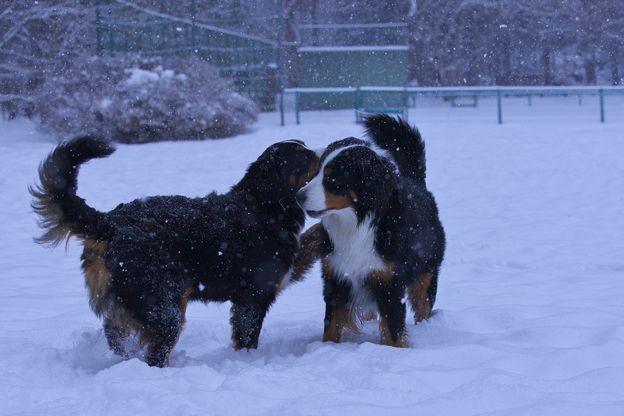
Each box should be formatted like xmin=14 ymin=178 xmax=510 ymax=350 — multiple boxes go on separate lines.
xmin=1 ymin=96 xmax=624 ymax=415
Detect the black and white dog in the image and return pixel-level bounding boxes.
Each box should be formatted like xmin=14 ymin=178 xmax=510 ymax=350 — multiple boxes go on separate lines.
xmin=296 ymin=115 xmax=445 ymax=347
xmin=31 ymin=137 xmax=319 ymax=366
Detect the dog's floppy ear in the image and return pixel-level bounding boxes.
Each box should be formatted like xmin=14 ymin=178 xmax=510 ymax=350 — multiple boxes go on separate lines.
xmin=352 ymin=151 xmax=399 ymax=217
xmin=253 ymin=145 xmax=282 ymax=182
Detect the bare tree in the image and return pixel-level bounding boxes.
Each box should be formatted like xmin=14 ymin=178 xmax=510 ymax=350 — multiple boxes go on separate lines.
xmin=0 ymin=0 xmax=96 ymax=117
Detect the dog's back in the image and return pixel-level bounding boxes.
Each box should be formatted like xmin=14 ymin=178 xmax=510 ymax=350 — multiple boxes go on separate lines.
xmin=364 ymin=115 xmax=445 ymax=318
xmin=364 ymin=114 xmax=445 ymax=274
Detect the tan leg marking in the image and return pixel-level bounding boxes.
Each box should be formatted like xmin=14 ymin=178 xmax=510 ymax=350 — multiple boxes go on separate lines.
xmin=408 ymin=272 xmax=433 ymax=323
xmin=289 ymin=223 xmax=325 ymax=283
xmin=84 ymin=240 xmax=147 ymax=343
xmin=82 ymin=239 xmax=111 ymax=315
xmin=379 ymin=316 xmax=409 ymax=348
xmin=321 ymin=258 xmax=333 ymax=280
xmin=369 ymin=262 xmax=394 ymax=285
xmin=321 ymin=260 xmax=360 ymax=343
xmin=323 ymin=305 xmax=358 ymax=343
xmin=179 ymin=286 xmax=196 ymax=326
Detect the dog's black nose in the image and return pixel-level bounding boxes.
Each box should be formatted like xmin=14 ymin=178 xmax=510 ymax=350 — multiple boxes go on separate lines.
xmin=295 ymin=189 xmax=307 ymax=206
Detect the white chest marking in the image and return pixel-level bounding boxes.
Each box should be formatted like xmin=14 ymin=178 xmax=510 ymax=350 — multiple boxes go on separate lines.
xmin=323 ymin=211 xmax=385 ymax=287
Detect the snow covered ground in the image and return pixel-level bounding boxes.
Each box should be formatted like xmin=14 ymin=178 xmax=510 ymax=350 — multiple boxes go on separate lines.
xmin=1 ymin=96 xmax=624 ymax=415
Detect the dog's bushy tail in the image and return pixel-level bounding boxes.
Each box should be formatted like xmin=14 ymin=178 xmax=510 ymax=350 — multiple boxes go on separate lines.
xmin=29 ymin=136 xmax=115 ymax=247
xmin=363 ymin=114 xmax=426 ymax=183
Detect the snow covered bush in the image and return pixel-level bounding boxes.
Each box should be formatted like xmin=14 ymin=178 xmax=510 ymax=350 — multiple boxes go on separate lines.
xmin=35 ymin=55 xmax=258 ymax=142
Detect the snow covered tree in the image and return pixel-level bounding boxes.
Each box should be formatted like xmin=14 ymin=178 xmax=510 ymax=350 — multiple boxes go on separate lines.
xmin=35 ymin=55 xmax=258 ymax=142
xmin=407 ymin=0 xmax=622 ymax=86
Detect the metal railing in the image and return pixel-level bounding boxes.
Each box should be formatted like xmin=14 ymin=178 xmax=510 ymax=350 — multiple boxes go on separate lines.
xmin=282 ymin=86 xmax=624 ymax=125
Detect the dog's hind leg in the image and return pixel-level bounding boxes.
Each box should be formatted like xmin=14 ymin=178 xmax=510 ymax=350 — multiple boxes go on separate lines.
xmin=138 ymin=290 xmax=185 ymax=367
xmin=230 ymin=299 xmax=273 ymax=350
xmin=371 ymin=281 xmax=408 ymax=347
xmin=407 ymin=269 xmax=438 ymax=324
xmin=142 ymin=309 xmax=183 ymax=367
xmin=103 ymin=317 xmax=130 ymax=358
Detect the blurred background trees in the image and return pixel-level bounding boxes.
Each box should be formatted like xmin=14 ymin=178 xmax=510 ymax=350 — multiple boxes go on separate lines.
xmin=0 ymin=1 xmax=97 ymax=118
xmin=0 ymin=0 xmax=622 ymax=135
xmin=129 ymin=0 xmax=622 ymax=86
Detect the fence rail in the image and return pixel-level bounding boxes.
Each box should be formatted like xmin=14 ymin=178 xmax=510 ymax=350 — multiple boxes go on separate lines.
xmin=282 ymin=86 xmax=624 ymax=125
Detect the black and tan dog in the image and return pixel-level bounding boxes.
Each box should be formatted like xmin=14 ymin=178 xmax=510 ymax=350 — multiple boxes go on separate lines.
xmin=296 ymin=115 xmax=445 ymax=347
xmin=31 ymin=137 xmax=319 ymax=366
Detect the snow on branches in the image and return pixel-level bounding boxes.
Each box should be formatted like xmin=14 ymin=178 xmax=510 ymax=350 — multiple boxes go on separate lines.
xmin=36 ymin=55 xmax=258 ymax=143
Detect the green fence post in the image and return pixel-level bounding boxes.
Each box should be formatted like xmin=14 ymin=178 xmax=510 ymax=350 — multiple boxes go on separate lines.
xmin=279 ymin=90 xmax=284 ymax=126
xmin=497 ymin=89 xmax=503 ymax=124
xmin=403 ymin=87 xmax=409 ymax=121
xmin=599 ymin=88 xmax=605 ymax=123
xmin=354 ymin=87 xmax=361 ymax=123
xmin=295 ymin=91 xmax=300 ymax=125
xmin=278 ymin=88 xmax=285 ymax=126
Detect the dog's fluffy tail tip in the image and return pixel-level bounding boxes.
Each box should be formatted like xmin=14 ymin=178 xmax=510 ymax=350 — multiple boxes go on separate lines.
xmin=30 ymin=135 xmax=114 ymax=247
xmin=363 ymin=114 xmax=426 ymax=182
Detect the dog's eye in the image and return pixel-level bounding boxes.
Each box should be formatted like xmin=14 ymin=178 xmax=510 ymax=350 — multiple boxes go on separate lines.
xmin=329 ymin=177 xmax=343 ymax=186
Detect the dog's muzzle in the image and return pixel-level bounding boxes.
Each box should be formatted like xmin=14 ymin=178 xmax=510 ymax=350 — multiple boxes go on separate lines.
xmin=295 ymin=189 xmax=307 ymax=207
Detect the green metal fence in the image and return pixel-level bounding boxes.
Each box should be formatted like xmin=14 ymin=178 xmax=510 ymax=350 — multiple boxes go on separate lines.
xmin=283 ymin=86 xmax=624 ymax=124
xmin=96 ymin=0 xmax=277 ymax=109
xmin=296 ymin=47 xmax=409 ymax=110
xmin=294 ymin=23 xmax=409 ymax=110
